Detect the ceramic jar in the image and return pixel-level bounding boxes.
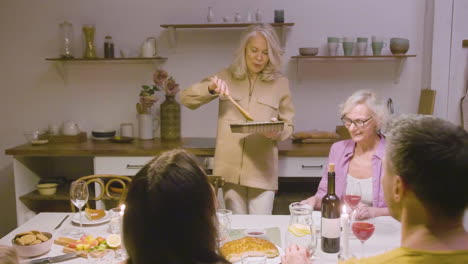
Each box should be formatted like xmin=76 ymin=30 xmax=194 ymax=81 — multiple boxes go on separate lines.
xmin=160 ymin=95 xmax=181 ymax=141
xmin=390 ymin=38 xmax=409 ymax=55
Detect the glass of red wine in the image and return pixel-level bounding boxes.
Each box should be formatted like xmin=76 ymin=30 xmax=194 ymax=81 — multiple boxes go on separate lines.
xmin=344 ymin=181 xmax=362 ymax=218
xmin=351 ymin=216 xmax=375 ymax=258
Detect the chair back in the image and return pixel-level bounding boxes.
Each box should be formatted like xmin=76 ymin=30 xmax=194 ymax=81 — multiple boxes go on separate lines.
xmin=71 ymin=174 xmax=132 ymax=211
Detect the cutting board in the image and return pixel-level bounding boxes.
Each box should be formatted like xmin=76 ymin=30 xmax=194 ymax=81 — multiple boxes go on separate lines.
xmin=417 ymin=89 xmax=436 ymax=115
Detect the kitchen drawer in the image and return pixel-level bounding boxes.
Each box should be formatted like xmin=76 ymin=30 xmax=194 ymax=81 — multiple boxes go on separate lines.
xmin=278 ymin=157 xmax=327 ymax=178
xmin=94 ymin=157 xmax=154 ymax=176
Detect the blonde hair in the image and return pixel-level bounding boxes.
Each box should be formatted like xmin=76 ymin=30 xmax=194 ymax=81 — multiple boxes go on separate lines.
xmin=339 ymin=90 xmax=388 ymax=130
xmin=0 ymin=246 xmax=19 ymax=264
xmin=229 ymin=24 xmax=283 ymax=82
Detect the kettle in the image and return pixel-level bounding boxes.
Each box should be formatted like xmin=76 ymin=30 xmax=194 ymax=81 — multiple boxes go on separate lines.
xmin=141 ymin=37 xmax=157 ymax=57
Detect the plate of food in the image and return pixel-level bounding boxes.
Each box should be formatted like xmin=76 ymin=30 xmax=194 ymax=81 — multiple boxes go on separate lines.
xmin=71 ymin=209 xmax=110 ymax=225
xmin=220 ymin=237 xmax=283 ymax=264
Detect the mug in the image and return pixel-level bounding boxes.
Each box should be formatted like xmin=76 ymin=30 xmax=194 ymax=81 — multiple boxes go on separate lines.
xmin=371 ymin=36 xmax=387 ymax=56
xmin=327 ymin=37 xmax=341 ymax=56
xmin=120 ymin=123 xmax=133 ymax=137
xmin=356 ymin=37 xmax=368 ymax=56
xmin=342 ymin=37 xmax=354 ymax=56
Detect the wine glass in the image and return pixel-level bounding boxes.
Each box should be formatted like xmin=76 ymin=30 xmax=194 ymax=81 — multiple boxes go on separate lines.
xmin=344 ymin=181 xmax=362 ymax=218
xmin=351 ymin=215 xmax=375 ymax=258
xmin=70 ymin=180 xmax=89 ymax=237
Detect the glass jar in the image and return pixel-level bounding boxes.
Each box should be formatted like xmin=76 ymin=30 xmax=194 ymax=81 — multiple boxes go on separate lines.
xmin=285 ymin=202 xmax=317 ymax=258
xmin=82 ymin=24 xmax=97 ymax=59
xmin=104 ymin=36 xmax=114 ymax=58
xmin=59 ymin=21 xmax=74 ymax=58
xmin=160 ymin=95 xmax=181 ymax=141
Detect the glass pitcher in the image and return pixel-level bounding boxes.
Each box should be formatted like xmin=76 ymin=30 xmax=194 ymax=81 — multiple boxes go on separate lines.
xmin=285 ymin=202 xmax=318 ymax=258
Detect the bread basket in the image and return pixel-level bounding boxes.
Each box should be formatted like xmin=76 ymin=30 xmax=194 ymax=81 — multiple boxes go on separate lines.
xmin=230 ymin=121 xmax=284 ymax=133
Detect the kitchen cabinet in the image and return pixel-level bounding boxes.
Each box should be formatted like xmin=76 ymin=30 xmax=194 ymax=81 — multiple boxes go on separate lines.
xmin=5 ymin=138 xmax=331 ymax=224
xmin=45 ymin=57 xmax=168 ymax=84
xmin=160 ymin=23 xmax=294 ymax=48
xmin=292 ymin=54 xmax=416 ymax=84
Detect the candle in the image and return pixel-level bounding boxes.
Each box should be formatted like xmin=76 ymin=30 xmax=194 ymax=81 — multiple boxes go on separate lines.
xmin=120 ymin=204 xmax=126 ymax=217
xmin=341 ymin=205 xmax=349 ymax=258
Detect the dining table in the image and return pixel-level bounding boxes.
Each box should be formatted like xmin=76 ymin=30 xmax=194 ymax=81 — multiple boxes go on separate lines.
xmin=0 ymin=212 xmax=403 ymax=264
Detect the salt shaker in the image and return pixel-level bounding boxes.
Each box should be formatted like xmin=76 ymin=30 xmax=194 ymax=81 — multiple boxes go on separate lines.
xmin=207 ymin=7 xmax=214 ymax=23
xmin=255 ymin=8 xmax=262 ymax=22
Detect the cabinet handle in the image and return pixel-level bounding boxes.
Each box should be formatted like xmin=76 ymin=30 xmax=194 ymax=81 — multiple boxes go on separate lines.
xmin=126 ymin=164 xmax=145 ymax=169
xmin=301 ymin=165 xmax=323 ymax=169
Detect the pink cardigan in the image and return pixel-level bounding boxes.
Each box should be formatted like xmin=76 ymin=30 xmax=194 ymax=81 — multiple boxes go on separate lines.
xmin=315 ymin=136 xmax=387 ymax=208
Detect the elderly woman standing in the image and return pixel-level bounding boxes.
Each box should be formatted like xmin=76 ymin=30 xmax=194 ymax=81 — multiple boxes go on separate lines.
xmin=180 ymin=24 xmax=295 ymax=215
xmin=302 ymin=90 xmax=389 ymax=219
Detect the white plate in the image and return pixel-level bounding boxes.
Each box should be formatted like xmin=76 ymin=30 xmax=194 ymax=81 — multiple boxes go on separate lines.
xmin=233 ymin=245 xmax=284 ymax=264
xmin=71 ymin=211 xmax=110 ymax=225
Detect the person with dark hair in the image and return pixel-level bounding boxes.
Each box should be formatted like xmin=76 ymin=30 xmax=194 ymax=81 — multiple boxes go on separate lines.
xmin=123 ymin=149 xmax=229 ymax=264
xmin=284 ymin=114 xmax=468 ymax=263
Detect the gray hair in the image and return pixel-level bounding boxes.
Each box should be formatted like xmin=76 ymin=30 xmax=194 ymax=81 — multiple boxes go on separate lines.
xmin=339 ymin=90 xmax=388 ymax=130
xmin=385 ymin=114 xmax=468 ymax=217
xmin=229 ymin=24 xmax=283 ymax=82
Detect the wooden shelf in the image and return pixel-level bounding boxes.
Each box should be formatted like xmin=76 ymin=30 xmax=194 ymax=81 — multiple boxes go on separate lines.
xmin=161 ymin=23 xmax=294 ymax=48
xmin=292 ymin=55 xmax=416 ymax=59
xmin=292 ymin=54 xmax=417 ymax=84
xmin=45 ymin=57 xmax=167 ymax=84
xmin=160 ymin=22 xmax=294 ymax=28
xmin=45 ymin=57 xmax=167 ymax=62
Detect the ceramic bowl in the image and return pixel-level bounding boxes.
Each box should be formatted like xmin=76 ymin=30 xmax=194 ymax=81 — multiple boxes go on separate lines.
xmin=390 ymin=38 xmax=409 ymax=55
xmin=91 ymin=130 xmax=116 ymax=138
xmin=12 ymin=232 xmax=53 ymax=257
xmin=37 ymin=183 xmax=58 ymax=196
xmin=243 ymin=228 xmax=267 ymax=239
xmin=299 ymin=47 xmax=319 ymax=56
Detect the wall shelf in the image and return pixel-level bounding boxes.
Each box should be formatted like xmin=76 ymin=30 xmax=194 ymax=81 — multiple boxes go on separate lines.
xmin=292 ymin=54 xmax=416 ymax=84
xmin=160 ymin=22 xmax=295 ymax=48
xmin=45 ymin=57 xmax=167 ymax=84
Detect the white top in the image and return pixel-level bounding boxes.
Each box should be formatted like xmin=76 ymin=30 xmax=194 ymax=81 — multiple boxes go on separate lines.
xmin=347 ymin=174 xmax=373 ymax=206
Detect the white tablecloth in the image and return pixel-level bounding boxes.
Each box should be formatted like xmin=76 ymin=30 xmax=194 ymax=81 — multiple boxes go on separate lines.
xmin=0 ymin=212 xmax=402 ymax=263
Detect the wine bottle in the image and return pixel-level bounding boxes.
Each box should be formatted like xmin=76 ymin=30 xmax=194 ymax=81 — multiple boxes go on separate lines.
xmin=321 ymin=163 xmax=341 ymax=253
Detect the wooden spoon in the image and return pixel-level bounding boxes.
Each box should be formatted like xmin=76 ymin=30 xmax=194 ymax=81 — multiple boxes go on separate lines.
xmin=226 ymin=95 xmax=254 ymax=121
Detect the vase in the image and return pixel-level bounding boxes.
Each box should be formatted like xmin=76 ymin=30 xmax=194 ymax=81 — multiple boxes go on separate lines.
xmin=82 ymin=24 xmax=97 ymax=59
xmin=160 ymin=95 xmax=181 ymax=141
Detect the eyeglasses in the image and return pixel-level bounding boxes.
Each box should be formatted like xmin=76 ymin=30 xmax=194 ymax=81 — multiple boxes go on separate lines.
xmin=341 ymin=116 xmax=373 ymax=128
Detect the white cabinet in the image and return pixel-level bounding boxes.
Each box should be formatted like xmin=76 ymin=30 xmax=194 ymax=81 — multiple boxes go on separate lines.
xmin=278 ymin=157 xmax=327 ymax=178
xmin=94 ymin=157 xmax=154 ymax=176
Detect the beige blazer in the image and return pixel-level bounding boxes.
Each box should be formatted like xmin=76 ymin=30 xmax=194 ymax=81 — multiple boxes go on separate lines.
xmin=180 ymin=69 xmax=295 ymax=190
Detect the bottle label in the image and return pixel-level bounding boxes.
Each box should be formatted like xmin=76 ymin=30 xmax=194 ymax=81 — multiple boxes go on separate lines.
xmin=321 ymin=217 xmax=340 ymax=238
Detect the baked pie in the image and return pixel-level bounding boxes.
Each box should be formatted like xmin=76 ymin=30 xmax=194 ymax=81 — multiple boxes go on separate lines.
xmin=85 ymin=208 xmax=106 ymax=220
xmin=219 ymin=237 xmax=279 ymax=263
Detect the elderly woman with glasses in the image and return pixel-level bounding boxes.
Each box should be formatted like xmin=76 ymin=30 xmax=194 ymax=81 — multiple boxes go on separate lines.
xmin=302 ymin=90 xmax=389 ymax=220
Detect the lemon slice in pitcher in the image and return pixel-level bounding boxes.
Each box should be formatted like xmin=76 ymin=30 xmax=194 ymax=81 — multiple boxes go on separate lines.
xmin=288 ymin=224 xmax=311 ymax=237
xmin=106 ymin=234 xmax=121 ymax=248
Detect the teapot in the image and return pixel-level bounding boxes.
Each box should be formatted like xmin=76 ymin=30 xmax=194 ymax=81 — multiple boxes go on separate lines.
xmin=141 ymin=37 xmax=157 ymax=57
xmin=62 ymin=121 xmax=80 ymax=135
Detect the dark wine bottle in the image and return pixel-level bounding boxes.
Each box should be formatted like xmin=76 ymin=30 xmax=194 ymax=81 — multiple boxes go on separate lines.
xmin=321 ymin=163 xmax=341 ymax=253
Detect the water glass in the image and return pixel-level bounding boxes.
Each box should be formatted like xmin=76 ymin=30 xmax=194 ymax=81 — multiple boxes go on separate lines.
xmin=108 ymin=208 xmax=123 ymax=234
xmin=216 ymin=209 xmax=232 ymax=244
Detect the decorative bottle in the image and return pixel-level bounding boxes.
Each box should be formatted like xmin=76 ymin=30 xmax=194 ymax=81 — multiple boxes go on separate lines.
xmin=104 ymin=36 xmax=114 ymax=58
xmin=59 ymin=21 xmax=74 ymax=58
xmin=160 ymin=95 xmax=181 ymax=141
xmin=207 ymin=7 xmax=214 ymax=23
xmin=82 ymin=24 xmax=97 ymax=59
xmin=255 ymin=8 xmax=262 ymax=22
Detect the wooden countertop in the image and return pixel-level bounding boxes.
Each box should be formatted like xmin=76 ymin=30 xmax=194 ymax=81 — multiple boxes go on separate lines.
xmin=5 ymin=138 xmax=331 ymax=157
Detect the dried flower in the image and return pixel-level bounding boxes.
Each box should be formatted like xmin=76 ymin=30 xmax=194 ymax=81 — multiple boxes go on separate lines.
xmin=153 ymin=69 xmax=180 ymax=96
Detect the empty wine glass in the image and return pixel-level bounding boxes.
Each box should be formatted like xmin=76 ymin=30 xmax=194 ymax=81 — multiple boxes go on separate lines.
xmin=70 ymin=180 xmax=89 ymax=237
xmin=351 ymin=215 xmax=375 ymax=258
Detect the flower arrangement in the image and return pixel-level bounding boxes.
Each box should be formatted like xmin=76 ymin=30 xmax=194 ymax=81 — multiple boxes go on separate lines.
xmin=137 ymin=69 xmax=179 ymax=114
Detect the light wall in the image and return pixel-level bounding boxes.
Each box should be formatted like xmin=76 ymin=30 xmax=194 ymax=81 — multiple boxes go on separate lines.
xmin=1 ymin=0 xmax=462 ymax=236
